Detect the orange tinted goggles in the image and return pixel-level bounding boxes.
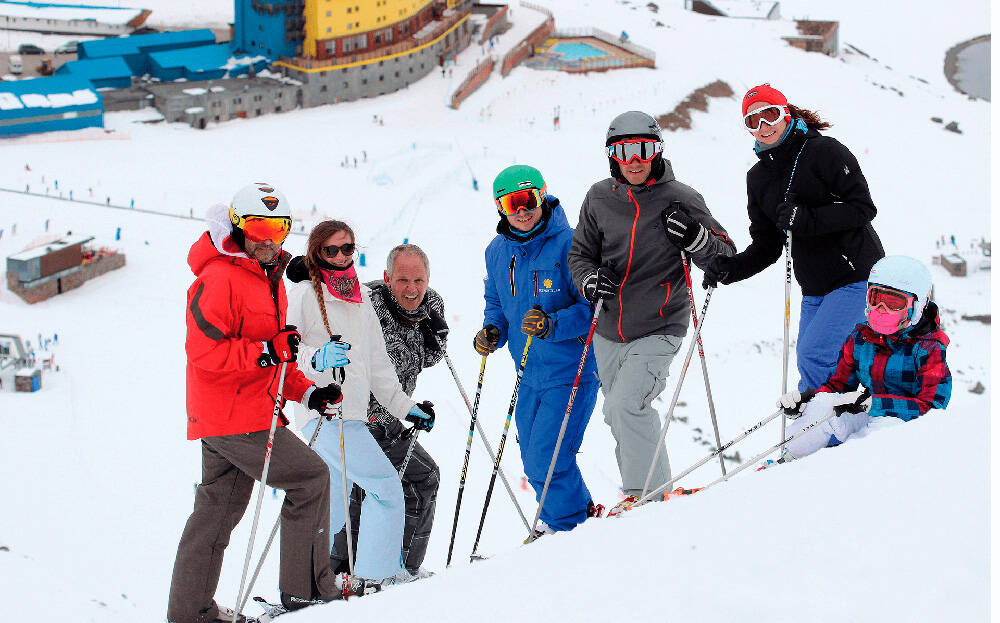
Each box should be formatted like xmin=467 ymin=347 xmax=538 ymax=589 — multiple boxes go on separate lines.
xmin=238 ymin=214 xmax=291 ymax=244
xmin=496 ymin=188 xmax=544 ymax=216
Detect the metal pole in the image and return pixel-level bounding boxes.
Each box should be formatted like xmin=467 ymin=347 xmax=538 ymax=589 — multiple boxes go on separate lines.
xmin=236 ymin=416 xmax=325 ymax=614
xmin=446 ymin=355 xmax=487 ymax=567
xmin=640 ymin=289 xmax=714 ymax=499
xmin=528 ymin=302 xmax=601 ymax=541
xmin=397 ymin=428 xmax=420 ymax=478
xmin=470 ymin=336 xmax=532 ymax=560
xmin=336 ymin=416 xmax=355 ymax=576
xmin=781 ymin=233 xmax=792 ymax=454
xmin=233 ymin=361 xmax=288 ymax=623
xmin=681 ymin=253 xmax=726 ymax=477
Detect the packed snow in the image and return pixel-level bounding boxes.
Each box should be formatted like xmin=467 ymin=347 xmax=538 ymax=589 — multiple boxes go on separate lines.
xmin=0 ymin=0 xmax=991 ymax=621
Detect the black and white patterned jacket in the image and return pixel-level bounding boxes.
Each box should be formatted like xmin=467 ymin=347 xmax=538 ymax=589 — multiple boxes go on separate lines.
xmin=365 ymin=280 xmax=448 ymax=427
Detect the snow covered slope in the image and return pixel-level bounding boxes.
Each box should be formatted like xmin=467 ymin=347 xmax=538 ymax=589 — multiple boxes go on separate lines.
xmin=0 ymin=0 xmax=990 ymax=621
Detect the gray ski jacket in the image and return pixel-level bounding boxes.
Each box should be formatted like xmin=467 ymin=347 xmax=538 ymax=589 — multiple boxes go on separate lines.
xmin=568 ymin=160 xmax=736 ymax=343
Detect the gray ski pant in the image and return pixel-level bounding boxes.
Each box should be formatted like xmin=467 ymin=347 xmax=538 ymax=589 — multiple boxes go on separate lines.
xmin=332 ymin=417 xmax=439 ymax=573
xmin=166 ymin=427 xmax=336 ymax=623
xmin=593 ymin=333 xmax=683 ymax=497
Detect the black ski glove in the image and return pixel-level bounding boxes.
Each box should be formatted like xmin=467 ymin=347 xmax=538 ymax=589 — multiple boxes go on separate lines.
xmin=285 ymin=255 xmax=310 ymax=283
xmin=702 ymin=255 xmax=734 ymax=290
xmin=661 ymin=204 xmax=709 ymax=253
xmin=775 ymin=194 xmax=813 ymax=235
xmin=833 ymin=388 xmax=872 ymax=416
xmin=473 ymin=325 xmax=500 ymax=356
xmin=521 ymin=305 xmax=553 ymax=338
xmin=406 ymin=401 xmax=435 ymax=431
xmin=581 ymin=267 xmax=621 ymax=303
xmin=421 ymin=307 xmax=449 ymax=351
xmin=308 ymin=383 xmax=344 ymax=419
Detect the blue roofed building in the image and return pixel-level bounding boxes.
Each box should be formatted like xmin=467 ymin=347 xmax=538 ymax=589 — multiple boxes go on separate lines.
xmin=0 ymin=76 xmax=103 ymax=136
xmin=77 ymin=29 xmax=217 ymax=75
xmin=234 ymin=0 xmax=301 ymax=60
xmin=55 ymin=57 xmax=133 ymax=89
xmin=148 ymin=44 xmax=269 ymax=82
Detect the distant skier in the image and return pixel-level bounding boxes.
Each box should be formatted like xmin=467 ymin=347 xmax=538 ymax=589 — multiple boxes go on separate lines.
xmin=568 ymin=111 xmax=735 ymax=514
xmin=285 ymin=220 xmax=435 ymax=588
xmin=777 ymin=256 xmax=951 ymax=459
xmin=703 ymin=84 xmax=885 ymax=393
xmin=476 ymin=165 xmax=602 ymax=538
xmin=167 ymin=183 xmax=347 ymax=623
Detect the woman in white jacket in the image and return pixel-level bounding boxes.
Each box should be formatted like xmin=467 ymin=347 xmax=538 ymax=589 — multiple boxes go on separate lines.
xmin=287 ymin=219 xmax=435 ymax=586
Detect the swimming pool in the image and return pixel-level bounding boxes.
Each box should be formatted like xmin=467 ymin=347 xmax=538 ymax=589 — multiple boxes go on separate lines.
xmin=551 ymin=42 xmax=608 ymax=61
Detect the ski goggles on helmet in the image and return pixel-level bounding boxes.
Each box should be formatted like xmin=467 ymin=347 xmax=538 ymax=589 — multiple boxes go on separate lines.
xmin=231 ymin=209 xmax=292 ymax=244
xmin=496 ymin=188 xmax=544 ymax=215
xmin=322 ymin=242 xmax=356 ymax=258
xmin=743 ymin=105 xmax=789 ymax=131
xmin=606 ymin=138 xmax=663 ymax=165
xmin=867 ymin=285 xmax=914 ymax=313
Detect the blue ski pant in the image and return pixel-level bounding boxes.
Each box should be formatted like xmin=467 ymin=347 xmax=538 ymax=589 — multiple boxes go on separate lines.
xmin=797 ymin=281 xmax=868 ymax=393
xmin=303 ymin=418 xmax=405 ymax=581
xmin=514 ymin=377 xmax=599 ymax=532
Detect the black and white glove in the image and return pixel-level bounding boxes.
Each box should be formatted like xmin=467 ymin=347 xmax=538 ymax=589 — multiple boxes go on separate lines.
xmin=661 ymin=205 xmax=709 ymax=253
xmin=308 ymin=383 xmax=344 ymax=420
xmin=778 ymin=388 xmax=816 ymax=417
xmin=581 ymin=267 xmax=621 ymax=303
xmin=421 ymin=307 xmax=449 ymax=351
xmin=775 ymin=194 xmax=813 ymax=235
xmin=406 ymin=401 xmax=435 ymax=432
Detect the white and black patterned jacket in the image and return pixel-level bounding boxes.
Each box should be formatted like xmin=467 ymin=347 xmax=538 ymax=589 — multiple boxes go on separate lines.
xmin=366 ymin=280 xmax=448 ymax=427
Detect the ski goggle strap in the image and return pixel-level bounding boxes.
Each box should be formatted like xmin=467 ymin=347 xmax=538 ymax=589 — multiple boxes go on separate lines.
xmin=230 ymin=207 xmax=292 ymax=244
xmin=496 ymin=188 xmax=544 ymax=215
xmin=867 ymin=285 xmax=914 ymax=313
xmin=743 ymin=105 xmax=789 ymax=131
xmin=607 ymin=139 xmax=663 ymax=164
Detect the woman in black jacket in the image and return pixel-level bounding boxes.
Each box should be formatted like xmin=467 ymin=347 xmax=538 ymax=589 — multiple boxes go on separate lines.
xmin=704 ymin=84 xmax=884 ymax=392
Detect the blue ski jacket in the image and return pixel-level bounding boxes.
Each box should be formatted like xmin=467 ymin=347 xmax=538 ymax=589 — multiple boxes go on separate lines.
xmin=482 ymin=198 xmax=598 ymax=387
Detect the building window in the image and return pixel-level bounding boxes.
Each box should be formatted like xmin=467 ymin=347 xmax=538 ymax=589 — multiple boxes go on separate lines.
xmin=326 ymin=10 xmax=331 ymax=16
xmin=321 ymin=85 xmax=328 ymax=92
xmin=347 ymin=6 xmax=351 ymax=13
xmin=347 ymin=23 xmax=352 ymax=29
xmin=325 ymin=40 xmax=336 ymax=54
xmin=378 ymin=75 xmax=384 ymax=81
xmin=327 ymin=26 xmax=331 ymax=32
xmin=343 ymin=82 xmax=348 ymax=88
xmin=362 ymin=78 xmax=367 ymax=85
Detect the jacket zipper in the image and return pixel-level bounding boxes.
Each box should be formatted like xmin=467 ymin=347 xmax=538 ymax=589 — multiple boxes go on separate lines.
xmin=657 ymin=282 xmax=672 ymax=318
xmin=509 ymin=254 xmax=516 ymax=297
xmin=533 ymin=270 xmax=538 ymax=296
xmin=842 ymin=254 xmax=855 ymax=271
xmin=619 ymin=187 xmax=642 ymax=341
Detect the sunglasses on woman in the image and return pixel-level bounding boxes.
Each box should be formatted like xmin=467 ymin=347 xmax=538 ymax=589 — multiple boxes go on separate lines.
xmin=322 ymin=243 xmax=356 ymax=257
xmin=867 ymin=285 xmax=914 ymax=313
xmin=606 ymin=138 xmax=663 ymax=165
xmin=743 ymin=105 xmax=788 ymax=131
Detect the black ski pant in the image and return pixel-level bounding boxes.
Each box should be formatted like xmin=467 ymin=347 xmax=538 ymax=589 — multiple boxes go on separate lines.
xmin=332 ymin=418 xmax=439 ymax=573
xmin=167 ymin=427 xmax=336 ymax=623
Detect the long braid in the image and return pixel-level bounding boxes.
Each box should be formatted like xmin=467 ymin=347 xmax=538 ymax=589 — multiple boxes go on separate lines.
xmin=308 ymin=261 xmax=335 ymax=339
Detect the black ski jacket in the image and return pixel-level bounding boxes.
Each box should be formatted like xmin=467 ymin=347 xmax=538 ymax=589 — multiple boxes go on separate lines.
xmin=725 ymin=125 xmax=884 ymax=296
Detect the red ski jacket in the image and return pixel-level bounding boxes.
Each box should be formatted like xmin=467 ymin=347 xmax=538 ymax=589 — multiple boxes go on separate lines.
xmin=185 ymin=228 xmax=313 ymax=440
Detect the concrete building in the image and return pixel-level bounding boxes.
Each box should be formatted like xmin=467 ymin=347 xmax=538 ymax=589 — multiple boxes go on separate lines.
xmin=0 ymin=0 xmax=150 ymax=37
xmin=144 ymin=77 xmax=299 ymax=128
xmin=5 ymin=235 xmax=126 ymax=304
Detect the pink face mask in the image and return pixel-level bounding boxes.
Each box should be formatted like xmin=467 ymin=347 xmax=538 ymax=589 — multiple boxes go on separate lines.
xmin=320 ymin=264 xmax=362 ymax=303
xmin=866 ymin=307 xmax=907 ymax=335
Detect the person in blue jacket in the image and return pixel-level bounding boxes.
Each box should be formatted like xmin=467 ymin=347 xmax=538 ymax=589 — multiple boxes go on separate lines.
xmin=474 ymin=165 xmax=602 ymax=538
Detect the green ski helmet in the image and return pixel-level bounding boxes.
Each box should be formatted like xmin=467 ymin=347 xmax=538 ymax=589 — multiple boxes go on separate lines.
xmin=493 ymin=164 xmax=547 ymax=212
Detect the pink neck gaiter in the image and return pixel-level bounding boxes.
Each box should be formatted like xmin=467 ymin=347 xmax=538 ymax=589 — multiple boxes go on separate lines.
xmin=867 ymin=308 xmax=906 ymax=335
xmin=320 ymin=264 xmax=362 ymax=303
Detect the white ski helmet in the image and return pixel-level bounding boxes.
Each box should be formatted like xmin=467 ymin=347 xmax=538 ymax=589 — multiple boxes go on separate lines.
xmin=229 ymin=182 xmax=291 ymax=225
xmin=868 ymin=255 xmax=933 ymax=323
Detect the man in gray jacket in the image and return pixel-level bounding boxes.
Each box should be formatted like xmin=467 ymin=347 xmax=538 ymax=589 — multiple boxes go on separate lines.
xmin=568 ymin=111 xmax=736 ymax=512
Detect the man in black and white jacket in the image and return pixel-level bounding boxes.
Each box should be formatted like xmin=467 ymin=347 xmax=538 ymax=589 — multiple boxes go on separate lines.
xmin=331 ymin=243 xmax=446 ymax=579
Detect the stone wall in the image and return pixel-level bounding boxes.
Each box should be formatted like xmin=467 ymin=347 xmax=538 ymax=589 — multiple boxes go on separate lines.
xmin=6 ymin=252 xmax=126 ymax=304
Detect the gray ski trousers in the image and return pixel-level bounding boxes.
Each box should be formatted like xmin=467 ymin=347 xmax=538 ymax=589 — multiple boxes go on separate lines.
xmin=332 ymin=417 xmax=439 ymax=573
xmin=167 ymin=428 xmax=336 ymax=623
xmin=593 ymin=333 xmax=683 ymax=497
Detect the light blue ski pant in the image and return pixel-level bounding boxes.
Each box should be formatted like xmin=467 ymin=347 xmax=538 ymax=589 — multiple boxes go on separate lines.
xmin=797 ymin=281 xmax=868 ymax=393
xmin=303 ymin=418 xmax=405 ymax=581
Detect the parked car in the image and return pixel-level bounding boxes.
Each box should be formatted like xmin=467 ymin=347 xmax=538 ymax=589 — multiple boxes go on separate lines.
xmin=54 ymin=40 xmax=79 ymax=54
xmin=18 ymin=44 xmax=45 ymax=55
xmin=8 ymin=55 xmax=23 ymax=75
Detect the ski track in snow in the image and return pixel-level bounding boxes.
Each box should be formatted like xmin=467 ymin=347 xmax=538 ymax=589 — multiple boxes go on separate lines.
xmin=0 ymin=0 xmax=990 ymax=621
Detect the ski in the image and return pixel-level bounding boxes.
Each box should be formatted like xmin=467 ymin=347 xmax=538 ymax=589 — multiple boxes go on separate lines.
xmin=252 ymin=596 xmax=289 ymax=622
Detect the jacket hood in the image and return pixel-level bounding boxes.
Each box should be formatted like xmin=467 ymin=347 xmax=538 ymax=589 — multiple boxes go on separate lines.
xmin=495 ymin=196 xmax=570 ymax=243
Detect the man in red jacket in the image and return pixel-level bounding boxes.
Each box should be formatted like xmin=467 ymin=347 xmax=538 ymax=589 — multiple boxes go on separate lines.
xmin=167 ymin=183 xmax=345 ymax=623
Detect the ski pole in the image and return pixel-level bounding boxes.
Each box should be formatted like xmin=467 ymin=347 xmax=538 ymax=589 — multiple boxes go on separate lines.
xmin=528 ymin=301 xmax=601 ymax=541
xmin=337 ymin=415 xmax=355 ymax=576
xmin=635 ymin=407 xmax=784 ymax=507
xmin=398 ymin=427 xmax=420 ymax=478
xmin=446 ymin=355 xmax=487 ymax=567
xmin=237 ymin=415 xmax=326 ymax=615
xmin=233 ymin=361 xmax=288 ymax=623
xmin=442 ymin=348 xmax=531 ymax=546
xmin=681 ymin=253 xmax=726 ymax=478
xmin=780 ymin=140 xmax=807 ymax=455
xmin=641 ymin=289 xmax=713 ymax=499
xmin=470 ymin=335 xmax=532 ymax=561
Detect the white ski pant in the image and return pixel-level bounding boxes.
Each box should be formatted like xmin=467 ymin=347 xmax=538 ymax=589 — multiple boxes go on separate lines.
xmin=594 ymin=333 xmax=683 ymax=496
xmin=303 ymin=418 xmax=405 ymax=581
xmin=785 ymin=395 xmax=871 ymax=459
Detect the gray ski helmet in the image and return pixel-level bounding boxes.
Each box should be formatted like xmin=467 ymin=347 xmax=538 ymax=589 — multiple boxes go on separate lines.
xmin=868 ymin=255 xmax=933 ymax=323
xmin=606 ymin=111 xmax=662 ymax=145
